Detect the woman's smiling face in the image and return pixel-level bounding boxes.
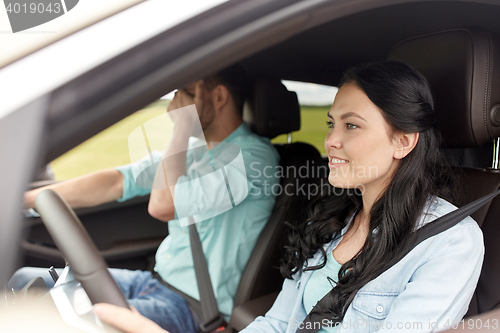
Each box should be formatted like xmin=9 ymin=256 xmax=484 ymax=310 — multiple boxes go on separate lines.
xmin=325 ymin=82 xmax=401 ymax=197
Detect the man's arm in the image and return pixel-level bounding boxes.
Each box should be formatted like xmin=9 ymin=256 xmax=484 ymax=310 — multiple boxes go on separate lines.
xmin=27 ymin=83 xmax=201 ymax=215
xmin=147 ymin=123 xmax=189 ymax=221
xmin=24 ymin=169 xmax=123 ymax=209
xmin=148 ymin=84 xmax=203 ymax=222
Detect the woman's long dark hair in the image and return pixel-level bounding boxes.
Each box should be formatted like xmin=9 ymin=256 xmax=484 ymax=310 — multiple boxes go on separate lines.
xmin=280 ymin=61 xmax=458 ymax=323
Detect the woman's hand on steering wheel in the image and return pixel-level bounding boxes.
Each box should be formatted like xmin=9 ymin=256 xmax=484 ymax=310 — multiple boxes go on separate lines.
xmin=94 ymin=304 xmax=169 ymax=333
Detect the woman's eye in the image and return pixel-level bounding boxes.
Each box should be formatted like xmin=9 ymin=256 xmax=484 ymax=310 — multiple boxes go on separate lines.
xmin=326 ymin=121 xmax=334 ymax=128
xmin=346 ymin=123 xmax=358 ymax=130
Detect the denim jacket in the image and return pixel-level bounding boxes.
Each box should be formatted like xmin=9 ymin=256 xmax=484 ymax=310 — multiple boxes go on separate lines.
xmin=241 ymin=197 xmax=484 ymax=333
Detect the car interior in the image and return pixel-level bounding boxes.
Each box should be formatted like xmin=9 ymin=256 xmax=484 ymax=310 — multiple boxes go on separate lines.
xmin=226 ymin=26 xmax=500 ymax=330
xmin=13 ymin=0 xmax=500 ymax=331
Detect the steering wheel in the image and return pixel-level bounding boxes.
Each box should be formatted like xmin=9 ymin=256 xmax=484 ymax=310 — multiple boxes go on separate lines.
xmin=34 ymin=189 xmax=129 ymax=308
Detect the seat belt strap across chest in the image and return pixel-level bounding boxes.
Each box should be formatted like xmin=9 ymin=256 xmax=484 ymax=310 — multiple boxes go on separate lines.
xmin=296 ymin=189 xmax=500 ymax=333
xmin=188 ymin=217 xmax=225 ymax=333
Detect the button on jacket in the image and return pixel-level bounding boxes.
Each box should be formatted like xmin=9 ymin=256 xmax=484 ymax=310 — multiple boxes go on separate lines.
xmin=242 ymin=197 xmax=484 ymax=333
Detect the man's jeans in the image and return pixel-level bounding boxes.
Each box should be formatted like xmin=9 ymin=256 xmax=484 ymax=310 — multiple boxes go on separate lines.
xmin=9 ymin=267 xmax=200 ymax=333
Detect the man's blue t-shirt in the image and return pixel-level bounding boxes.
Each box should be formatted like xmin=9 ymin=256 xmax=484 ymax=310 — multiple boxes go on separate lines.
xmin=115 ymin=122 xmax=280 ymax=318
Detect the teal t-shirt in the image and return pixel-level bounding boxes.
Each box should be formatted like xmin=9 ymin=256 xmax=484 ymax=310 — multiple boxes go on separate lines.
xmin=303 ymin=251 xmax=342 ymax=332
xmin=115 ymin=123 xmax=280 ymax=319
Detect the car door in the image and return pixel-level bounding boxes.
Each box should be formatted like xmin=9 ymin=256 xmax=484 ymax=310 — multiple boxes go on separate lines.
xmin=23 ymin=190 xmax=166 ymax=270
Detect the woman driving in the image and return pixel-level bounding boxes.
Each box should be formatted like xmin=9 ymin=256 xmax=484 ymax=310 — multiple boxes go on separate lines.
xmin=94 ymin=61 xmax=484 ymax=333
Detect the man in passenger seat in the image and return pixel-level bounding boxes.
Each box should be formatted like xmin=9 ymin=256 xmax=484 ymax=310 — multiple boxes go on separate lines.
xmin=12 ymin=65 xmax=280 ymax=333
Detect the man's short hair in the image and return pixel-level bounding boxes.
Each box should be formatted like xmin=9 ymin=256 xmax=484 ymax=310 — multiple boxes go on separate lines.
xmin=203 ymin=65 xmax=252 ymax=114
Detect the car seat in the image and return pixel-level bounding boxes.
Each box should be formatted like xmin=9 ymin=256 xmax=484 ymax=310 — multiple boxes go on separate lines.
xmin=223 ymin=77 xmax=327 ymax=331
xmin=388 ymin=26 xmax=500 ymax=317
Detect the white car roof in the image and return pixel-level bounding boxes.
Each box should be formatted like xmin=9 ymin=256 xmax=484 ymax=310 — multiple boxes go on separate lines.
xmin=0 ymin=0 xmax=144 ymax=68
xmin=0 ymin=0 xmax=227 ymax=120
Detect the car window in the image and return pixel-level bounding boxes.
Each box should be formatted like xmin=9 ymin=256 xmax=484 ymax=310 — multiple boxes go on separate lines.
xmin=50 ymin=99 xmax=172 ymax=180
xmin=51 ymin=81 xmax=337 ymax=180
xmin=271 ymin=81 xmax=338 ymax=155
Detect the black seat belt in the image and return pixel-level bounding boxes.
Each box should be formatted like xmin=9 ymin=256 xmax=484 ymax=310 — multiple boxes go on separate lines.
xmin=296 ymin=188 xmax=500 ymax=333
xmin=188 ymin=216 xmax=225 ymax=333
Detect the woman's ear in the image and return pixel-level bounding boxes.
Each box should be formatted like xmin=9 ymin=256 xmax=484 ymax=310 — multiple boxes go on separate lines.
xmin=393 ymin=132 xmax=419 ymax=159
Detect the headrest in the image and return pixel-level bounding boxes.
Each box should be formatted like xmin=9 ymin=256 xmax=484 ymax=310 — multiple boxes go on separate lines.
xmin=388 ymin=27 xmax=500 ymax=148
xmin=244 ymin=76 xmax=300 ymax=139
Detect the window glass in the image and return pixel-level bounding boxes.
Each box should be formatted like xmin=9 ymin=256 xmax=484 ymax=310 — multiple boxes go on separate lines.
xmin=271 ymin=81 xmax=338 ymax=154
xmin=51 ymin=81 xmax=337 ymax=180
xmin=50 ymin=99 xmax=172 ymax=180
